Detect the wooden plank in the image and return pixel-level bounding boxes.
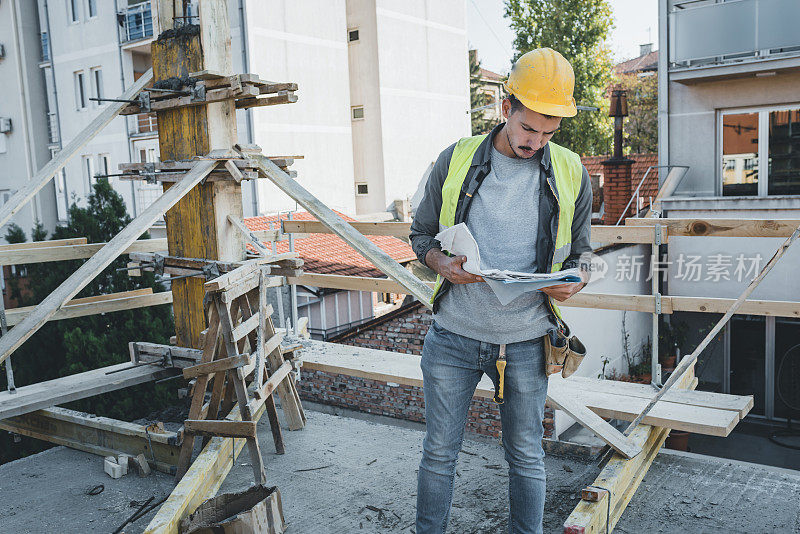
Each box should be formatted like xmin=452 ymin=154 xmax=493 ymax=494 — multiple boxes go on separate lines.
xmin=289 ymin=273 xmax=434 ymax=294
xmin=184 ymin=419 xmax=257 ymax=438
xmin=0 ymin=70 xmax=153 ymax=229
xmin=231 ymin=313 xmax=260 ymax=342
xmin=0 ymin=237 xmax=87 ymax=252
xmin=0 ymin=407 xmax=179 ymax=474
xmin=561 ymin=292 xmax=672 ymax=314
xmin=670 ymin=295 xmax=800 ymax=318
xmin=0 ymin=159 xmax=217 ymax=365
xmin=227 ymin=215 xmax=271 ymax=255
xmin=247 ymin=154 xmax=434 ymax=307
xmin=5 ymin=291 xmax=172 ymax=326
xmin=144 ymin=401 xmax=267 ymax=534
xmin=562 ymin=367 xmax=698 ymax=534
xmin=625 ymin=217 xmax=800 ymax=238
xmin=247 ymin=360 xmax=292 ymax=415
xmin=205 ymin=255 xmax=296 ymax=292
xmin=551 ymin=382 xmax=740 ymax=437
xmin=590 ymin=225 xmax=666 ymax=244
xmin=282 ymin=220 xmax=412 ymax=238
xmin=182 ymin=353 xmax=251 ymax=379
xmin=0 ymin=362 xmax=177 ymax=420
xmin=566 ymin=376 xmax=753 ymax=417
xmin=0 ymin=238 xmax=168 ymax=266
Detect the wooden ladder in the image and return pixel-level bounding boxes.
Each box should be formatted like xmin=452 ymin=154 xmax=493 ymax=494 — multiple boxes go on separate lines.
xmin=175 ymin=264 xmax=305 ymax=482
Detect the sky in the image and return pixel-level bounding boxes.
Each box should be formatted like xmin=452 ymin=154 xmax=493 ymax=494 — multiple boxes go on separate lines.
xmin=466 ymin=0 xmax=659 ymax=75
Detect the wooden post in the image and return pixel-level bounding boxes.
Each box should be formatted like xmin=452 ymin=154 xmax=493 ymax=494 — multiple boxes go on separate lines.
xmin=153 ymin=0 xmax=244 ymax=348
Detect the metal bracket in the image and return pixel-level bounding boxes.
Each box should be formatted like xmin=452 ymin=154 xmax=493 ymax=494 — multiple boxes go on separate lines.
xmin=654 ymin=292 xmax=662 ymax=315
xmin=654 ymin=223 xmax=662 ymax=246
xmin=142 ymin=162 xmax=157 ymax=184
xmin=191 ymin=84 xmax=206 ymax=102
xmin=161 ymin=347 xmax=173 ymax=368
xmin=152 ymin=253 xmax=166 ymax=276
xmin=202 ymin=263 xmax=221 ymax=280
xmin=137 ymin=91 xmax=151 ymax=113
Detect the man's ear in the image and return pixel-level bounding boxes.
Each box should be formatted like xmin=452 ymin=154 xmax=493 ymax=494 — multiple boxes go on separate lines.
xmin=501 ymin=98 xmax=511 ymax=120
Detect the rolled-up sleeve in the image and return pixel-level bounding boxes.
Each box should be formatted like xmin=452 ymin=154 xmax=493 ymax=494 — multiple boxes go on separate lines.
xmin=410 ymin=143 xmax=455 ymax=267
xmin=563 ymin=164 xmax=593 ymax=271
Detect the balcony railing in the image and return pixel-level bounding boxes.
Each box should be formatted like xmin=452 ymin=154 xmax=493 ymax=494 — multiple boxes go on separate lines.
xmin=47 ymin=112 xmax=59 ymax=145
xmin=119 ymin=2 xmax=154 ymax=43
xmin=670 ymin=0 xmax=800 ymax=67
xmin=136 ymin=112 xmax=158 ymax=134
xmin=40 ymin=32 xmax=50 ymax=62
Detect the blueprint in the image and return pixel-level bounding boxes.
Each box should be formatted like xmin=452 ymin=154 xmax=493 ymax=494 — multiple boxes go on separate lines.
xmin=435 ymin=223 xmax=583 ymax=305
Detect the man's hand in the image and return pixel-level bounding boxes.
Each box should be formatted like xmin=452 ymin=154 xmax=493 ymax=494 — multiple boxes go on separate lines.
xmin=425 ymin=249 xmax=483 ymax=284
xmin=540 ymin=269 xmax=589 ymax=302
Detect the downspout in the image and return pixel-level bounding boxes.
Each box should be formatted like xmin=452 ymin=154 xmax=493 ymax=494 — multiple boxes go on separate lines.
xmin=43 ymin=0 xmax=63 ymax=153
xmin=238 ymin=0 xmax=258 ymax=216
xmin=114 ymin=0 xmax=137 ymax=216
xmin=11 ymin=0 xmax=38 ymax=224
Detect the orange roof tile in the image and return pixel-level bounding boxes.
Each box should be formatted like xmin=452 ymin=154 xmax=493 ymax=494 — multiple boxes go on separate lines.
xmin=244 ymin=211 xmax=416 ymax=278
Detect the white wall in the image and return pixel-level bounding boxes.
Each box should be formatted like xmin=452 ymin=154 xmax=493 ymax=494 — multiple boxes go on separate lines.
xmin=237 ymin=0 xmax=357 ymax=216
xmin=374 ymin=0 xmax=470 ymax=212
xmin=0 ymin=0 xmax=55 ymax=238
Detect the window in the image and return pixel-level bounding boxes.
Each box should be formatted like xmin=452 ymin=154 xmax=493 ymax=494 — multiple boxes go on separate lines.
xmin=351 ymin=106 xmax=364 ymax=120
xmin=56 ymin=169 xmax=69 ymax=220
xmin=87 ymin=0 xmax=97 ymax=18
xmin=68 ymin=0 xmax=79 ymax=23
xmin=720 ymin=106 xmax=800 ymax=196
xmin=74 ymin=71 xmax=87 ymax=109
xmin=83 ymin=155 xmax=95 ymax=192
xmin=91 ymin=67 xmax=103 ymax=102
xmin=356 ymin=183 xmax=369 ymax=195
xmin=348 ymin=29 xmax=359 ymax=42
xmin=97 ymin=154 xmax=110 ymax=179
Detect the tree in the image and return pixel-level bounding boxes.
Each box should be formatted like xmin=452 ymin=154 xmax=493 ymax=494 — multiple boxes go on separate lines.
xmin=504 ymin=0 xmax=615 ymax=156
xmin=0 ymin=180 xmax=176 ymax=464
xmin=615 ymin=73 xmax=658 ymax=154
xmin=469 ymin=50 xmax=494 ymax=135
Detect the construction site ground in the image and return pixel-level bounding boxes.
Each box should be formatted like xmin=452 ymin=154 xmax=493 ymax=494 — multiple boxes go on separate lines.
xmin=1 ymin=406 xmax=799 ymax=533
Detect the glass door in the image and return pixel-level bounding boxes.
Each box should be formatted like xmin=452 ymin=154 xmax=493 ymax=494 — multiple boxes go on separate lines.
xmin=729 ymin=315 xmax=766 ymax=416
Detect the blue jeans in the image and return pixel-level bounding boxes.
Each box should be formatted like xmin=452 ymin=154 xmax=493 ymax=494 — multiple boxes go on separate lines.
xmin=416 ymin=321 xmax=548 ymax=534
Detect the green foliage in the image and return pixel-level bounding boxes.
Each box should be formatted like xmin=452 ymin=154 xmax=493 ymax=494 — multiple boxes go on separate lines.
xmin=615 ymin=73 xmax=658 ymax=154
xmin=5 ymin=224 xmax=26 ymax=244
xmin=469 ymin=50 xmax=494 ymax=135
xmin=504 ymin=0 xmax=615 ymax=155
xmin=0 ymin=180 xmax=176 ymax=464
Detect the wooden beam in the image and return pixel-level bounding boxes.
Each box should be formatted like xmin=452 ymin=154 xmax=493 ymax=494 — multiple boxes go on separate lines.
xmin=154 ymin=0 xmax=244 ymax=349
xmin=0 ymin=70 xmax=153 ymax=229
xmin=670 ymin=295 xmax=800 ymax=318
xmin=183 ymin=419 xmax=257 ymax=438
xmin=562 ymin=368 xmax=698 ymax=533
xmin=0 ymin=407 xmax=180 ymax=474
xmin=0 ymin=238 xmax=167 ymax=266
xmin=5 ymin=290 xmax=172 ymax=326
xmin=288 ymin=273 xmax=429 ymax=294
xmin=0 ymin=237 xmax=87 ymax=251
xmin=144 ymin=402 xmax=267 ymax=533
xmin=246 ymin=154 xmax=434 ymax=308
xmin=182 ymin=353 xmax=250 ymax=379
xmin=0 ymin=159 xmax=217 ymax=365
xmin=625 ymin=217 xmax=800 ymax=238
xmin=0 ymin=362 xmax=177 ymax=420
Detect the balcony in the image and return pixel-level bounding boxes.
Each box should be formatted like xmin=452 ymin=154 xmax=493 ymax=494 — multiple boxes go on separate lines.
xmin=135 ymin=112 xmax=158 ymax=135
xmin=119 ymin=2 xmax=154 ymax=43
xmin=40 ymin=32 xmax=50 ymax=63
xmin=669 ymin=0 xmax=800 ymax=81
xmin=47 ymin=112 xmax=59 ymax=146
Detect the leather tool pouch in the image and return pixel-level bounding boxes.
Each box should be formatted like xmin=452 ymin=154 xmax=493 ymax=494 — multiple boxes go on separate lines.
xmin=544 ymin=324 xmax=586 ymax=378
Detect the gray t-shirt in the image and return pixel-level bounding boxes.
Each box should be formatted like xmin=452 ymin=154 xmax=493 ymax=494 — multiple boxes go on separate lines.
xmin=433 ymin=146 xmax=555 ymax=344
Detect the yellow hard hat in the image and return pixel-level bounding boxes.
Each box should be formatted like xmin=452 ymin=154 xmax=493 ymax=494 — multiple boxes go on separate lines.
xmin=504 ymin=48 xmax=577 ymax=117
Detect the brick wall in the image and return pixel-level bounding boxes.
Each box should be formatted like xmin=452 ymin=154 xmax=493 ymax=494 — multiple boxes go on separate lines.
xmin=298 ymin=368 xmax=555 ymax=439
xmin=338 ymin=304 xmax=432 ymax=355
xmin=601 ymin=158 xmax=634 ymax=225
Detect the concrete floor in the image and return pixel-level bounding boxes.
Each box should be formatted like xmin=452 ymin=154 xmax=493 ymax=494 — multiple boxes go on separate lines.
xmin=1 ymin=407 xmax=799 ymax=533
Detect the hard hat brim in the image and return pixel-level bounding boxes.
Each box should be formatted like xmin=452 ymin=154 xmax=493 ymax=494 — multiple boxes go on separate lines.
xmin=513 ymin=92 xmax=578 ymax=118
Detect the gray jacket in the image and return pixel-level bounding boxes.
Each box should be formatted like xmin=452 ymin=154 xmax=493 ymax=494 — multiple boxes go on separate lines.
xmin=410 ymin=123 xmax=593 ymax=313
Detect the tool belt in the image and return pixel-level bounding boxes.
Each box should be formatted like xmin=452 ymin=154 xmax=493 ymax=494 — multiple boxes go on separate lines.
xmin=544 ymin=324 xmax=586 ymax=378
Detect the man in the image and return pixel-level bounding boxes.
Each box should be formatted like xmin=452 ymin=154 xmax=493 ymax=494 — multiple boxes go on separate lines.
xmin=410 ymin=48 xmax=592 ymax=534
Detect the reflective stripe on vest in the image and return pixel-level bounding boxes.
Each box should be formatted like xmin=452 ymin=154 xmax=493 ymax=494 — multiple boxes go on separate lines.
xmin=431 ymin=136 xmax=583 ymax=323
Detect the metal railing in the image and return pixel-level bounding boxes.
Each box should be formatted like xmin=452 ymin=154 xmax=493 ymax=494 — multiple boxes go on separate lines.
xmin=136 ymin=112 xmax=158 ymax=134
xmin=119 ymin=2 xmax=154 ymax=43
xmin=40 ymin=32 xmax=50 ymax=62
xmin=47 ymin=112 xmax=60 ymax=145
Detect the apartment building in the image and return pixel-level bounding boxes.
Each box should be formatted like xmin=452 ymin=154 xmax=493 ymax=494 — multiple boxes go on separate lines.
xmin=658 ymin=0 xmax=800 ymax=422
xmin=0 ymin=0 xmax=469 ymax=238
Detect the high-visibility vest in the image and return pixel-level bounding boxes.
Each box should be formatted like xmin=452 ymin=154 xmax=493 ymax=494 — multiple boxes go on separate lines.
xmin=432 ymin=134 xmax=583 ymax=323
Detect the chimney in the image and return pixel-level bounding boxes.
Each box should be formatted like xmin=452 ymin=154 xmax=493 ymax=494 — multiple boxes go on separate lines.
xmin=639 ymin=43 xmax=653 ymax=57
xmin=603 ymin=88 xmax=634 ymax=225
